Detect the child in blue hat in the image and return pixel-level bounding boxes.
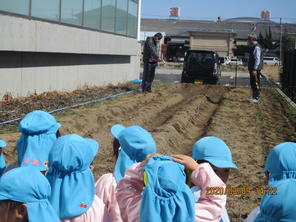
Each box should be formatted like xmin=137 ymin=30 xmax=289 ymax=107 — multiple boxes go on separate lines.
xmin=245 ymin=142 xmax=296 ymax=222
xmin=95 ymin=124 xmax=157 ymax=222
xmin=4 ymin=110 xmax=61 ymax=174
xmin=0 ymin=166 xmax=60 ymax=222
xmin=116 ymin=152 xmax=227 ymax=222
xmin=0 ymin=140 xmax=7 ymax=177
xmin=190 ymin=136 xmax=239 ymax=222
xmin=46 ymin=134 xmax=112 ymax=222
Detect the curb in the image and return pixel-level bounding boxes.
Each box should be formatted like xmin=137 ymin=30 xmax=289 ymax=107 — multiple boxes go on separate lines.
xmin=261 ymin=73 xmax=296 ymax=110
xmin=274 ymin=88 xmax=296 ymax=110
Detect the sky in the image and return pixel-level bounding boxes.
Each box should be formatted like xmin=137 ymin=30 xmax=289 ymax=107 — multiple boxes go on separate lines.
xmin=141 ymin=0 xmax=296 ymax=23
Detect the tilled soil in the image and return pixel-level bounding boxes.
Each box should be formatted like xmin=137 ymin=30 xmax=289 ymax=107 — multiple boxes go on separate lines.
xmin=1 ymin=83 xmax=295 ymax=222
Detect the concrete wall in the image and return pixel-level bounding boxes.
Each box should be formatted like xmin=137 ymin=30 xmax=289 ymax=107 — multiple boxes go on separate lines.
xmin=0 ymin=51 xmax=140 ymax=98
xmin=0 ymin=14 xmax=139 ymax=56
xmin=0 ymin=14 xmax=141 ymax=99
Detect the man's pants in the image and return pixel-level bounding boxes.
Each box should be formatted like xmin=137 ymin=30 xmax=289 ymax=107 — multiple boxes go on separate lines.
xmin=249 ymin=70 xmax=261 ymax=99
xmin=142 ymin=62 xmax=157 ymax=92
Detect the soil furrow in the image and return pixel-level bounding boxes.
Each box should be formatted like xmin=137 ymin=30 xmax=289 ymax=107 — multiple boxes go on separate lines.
xmin=1 ymin=83 xmax=295 ymax=222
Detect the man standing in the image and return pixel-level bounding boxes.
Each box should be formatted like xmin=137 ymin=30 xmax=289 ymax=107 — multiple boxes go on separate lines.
xmin=247 ymin=34 xmax=264 ymax=103
xmin=142 ymin=33 xmax=163 ymax=93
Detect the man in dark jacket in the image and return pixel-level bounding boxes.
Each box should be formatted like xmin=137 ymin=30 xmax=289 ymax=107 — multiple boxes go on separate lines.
xmin=142 ymin=33 xmax=163 ymax=92
xmin=247 ymin=34 xmax=264 ymax=103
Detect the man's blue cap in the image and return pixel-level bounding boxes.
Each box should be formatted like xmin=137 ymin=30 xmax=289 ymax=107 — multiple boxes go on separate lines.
xmin=111 ymin=125 xmax=156 ymax=182
xmin=261 ymin=142 xmax=296 ymax=179
xmin=192 ymin=136 xmax=238 ymax=170
xmin=0 ymin=140 xmax=6 ymax=148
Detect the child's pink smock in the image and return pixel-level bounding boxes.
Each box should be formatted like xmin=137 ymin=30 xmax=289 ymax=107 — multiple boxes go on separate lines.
xmin=95 ymin=173 xmax=122 ymax=222
xmin=61 ymin=195 xmax=112 ymax=222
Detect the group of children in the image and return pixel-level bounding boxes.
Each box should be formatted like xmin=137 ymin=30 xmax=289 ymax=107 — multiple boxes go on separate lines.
xmin=0 ymin=110 xmax=295 ymax=222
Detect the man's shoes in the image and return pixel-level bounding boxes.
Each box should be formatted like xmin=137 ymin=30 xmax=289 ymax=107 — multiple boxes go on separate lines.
xmin=250 ymin=98 xmax=259 ymax=103
xmin=147 ymin=89 xmax=152 ymax=93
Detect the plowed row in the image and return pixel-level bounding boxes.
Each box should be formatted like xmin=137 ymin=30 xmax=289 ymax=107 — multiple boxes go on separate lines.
xmin=1 ymin=83 xmax=295 ymax=222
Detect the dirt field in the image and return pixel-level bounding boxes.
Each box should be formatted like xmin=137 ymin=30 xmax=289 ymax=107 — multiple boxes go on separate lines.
xmin=1 ymin=83 xmax=296 ymax=221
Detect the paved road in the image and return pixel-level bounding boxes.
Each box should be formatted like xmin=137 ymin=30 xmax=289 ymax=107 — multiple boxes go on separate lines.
xmin=140 ymin=68 xmax=272 ymax=88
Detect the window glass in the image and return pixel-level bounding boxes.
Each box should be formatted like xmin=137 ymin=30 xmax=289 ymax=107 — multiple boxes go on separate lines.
xmin=115 ymin=0 xmax=127 ymax=35
xmin=61 ymin=0 xmax=83 ymax=26
xmin=101 ymin=0 xmax=115 ymax=32
xmin=31 ymin=0 xmax=60 ymax=21
xmin=187 ymin=52 xmax=214 ymax=68
xmin=84 ymin=0 xmax=101 ymax=29
xmin=0 ymin=0 xmax=29 ymax=15
xmin=127 ymin=0 xmax=138 ymax=37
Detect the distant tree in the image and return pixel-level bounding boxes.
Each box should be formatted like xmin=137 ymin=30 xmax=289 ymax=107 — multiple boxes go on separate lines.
xmin=258 ymin=26 xmax=279 ymax=51
xmin=282 ymin=34 xmax=296 ymax=52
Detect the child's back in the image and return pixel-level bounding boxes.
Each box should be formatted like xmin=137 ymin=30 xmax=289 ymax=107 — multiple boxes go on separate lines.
xmin=116 ymin=155 xmax=227 ymax=222
xmin=95 ymin=124 xmax=156 ymax=222
xmin=47 ymin=134 xmax=111 ymax=222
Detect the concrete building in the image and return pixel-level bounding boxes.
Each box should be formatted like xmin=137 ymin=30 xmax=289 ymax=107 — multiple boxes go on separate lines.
xmin=189 ymin=31 xmax=236 ymax=57
xmin=141 ymin=17 xmax=296 ymax=59
xmin=0 ymin=0 xmax=141 ymax=99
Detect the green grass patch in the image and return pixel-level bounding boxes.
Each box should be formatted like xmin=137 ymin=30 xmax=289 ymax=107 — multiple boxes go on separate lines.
xmin=287 ymin=105 xmax=296 ymax=117
xmin=255 ymin=111 xmax=263 ymax=117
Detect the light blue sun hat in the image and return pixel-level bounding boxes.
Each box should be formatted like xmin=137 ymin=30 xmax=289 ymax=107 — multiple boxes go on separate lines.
xmin=192 ymin=136 xmax=238 ymax=170
xmin=0 ymin=140 xmax=7 ymax=176
xmin=17 ymin=110 xmax=61 ymax=171
xmin=0 ymin=167 xmax=60 ymax=222
xmin=140 ymin=155 xmax=195 ymax=222
xmin=111 ymin=125 xmax=156 ymax=182
xmin=261 ymin=142 xmax=296 ymax=181
xmin=46 ymin=134 xmax=98 ymax=219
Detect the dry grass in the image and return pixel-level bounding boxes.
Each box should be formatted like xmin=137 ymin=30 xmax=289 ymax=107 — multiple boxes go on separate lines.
xmin=0 ymin=82 xmax=140 ymax=132
xmin=262 ymin=65 xmax=281 ymax=83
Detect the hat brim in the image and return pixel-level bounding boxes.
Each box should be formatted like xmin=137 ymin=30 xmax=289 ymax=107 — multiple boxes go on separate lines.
xmin=0 ymin=140 xmax=6 ymax=148
xmin=114 ymin=149 xmax=136 ymax=182
xmin=85 ymin=138 xmax=99 ymax=159
xmin=111 ymin=124 xmax=125 ymax=139
xmin=205 ymin=158 xmax=239 ymax=170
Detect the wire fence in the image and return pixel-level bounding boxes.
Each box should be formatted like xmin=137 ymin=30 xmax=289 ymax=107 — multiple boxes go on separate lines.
xmin=281 ymin=50 xmax=296 ymax=103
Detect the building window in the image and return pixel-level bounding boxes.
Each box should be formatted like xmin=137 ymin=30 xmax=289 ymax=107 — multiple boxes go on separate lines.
xmin=0 ymin=0 xmax=139 ymax=38
xmin=84 ymin=0 xmax=101 ymax=30
xmin=61 ymin=0 xmax=83 ymax=26
xmin=127 ymin=0 xmax=138 ymax=37
xmin=31 ymin=0 xmax=60 ymax=21
xmin=0 ymin=0 xmax=29 ymax=15
xmin=115 ymin=0 xmax=128 ymax=35
xmin=101 ymin=0 xmax=115 ymax=32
